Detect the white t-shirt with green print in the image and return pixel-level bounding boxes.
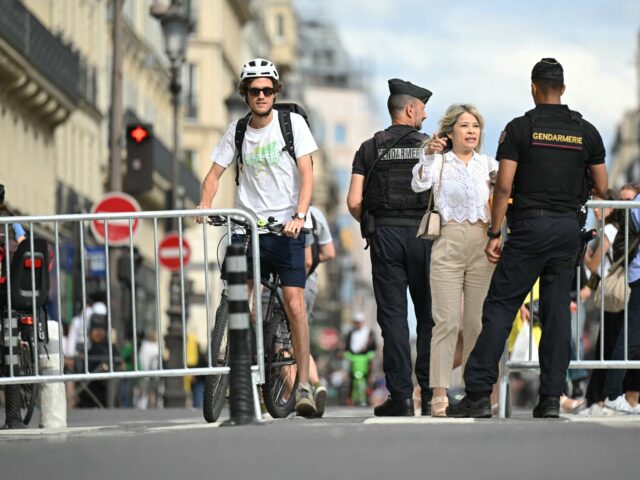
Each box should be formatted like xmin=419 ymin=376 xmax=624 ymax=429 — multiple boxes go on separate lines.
xmin=211 ymin=109 xmax=318 ymax=225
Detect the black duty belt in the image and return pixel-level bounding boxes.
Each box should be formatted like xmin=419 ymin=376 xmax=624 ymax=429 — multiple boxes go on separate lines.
xmin=375 ymin=217 xmax=422 ymax=227
xmin=510 ymin=208 xmax=578 ymax=220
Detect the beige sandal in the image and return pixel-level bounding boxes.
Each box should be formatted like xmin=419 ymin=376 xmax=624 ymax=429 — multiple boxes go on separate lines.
xmin=431 ymin=396 xmax=449 ymax=417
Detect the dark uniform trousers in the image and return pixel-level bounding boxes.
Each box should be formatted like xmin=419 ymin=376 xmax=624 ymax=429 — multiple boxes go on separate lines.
xmin=370 ymin=225 xmax=433 ymax=400
xmin=464 ymin=216 xmax=580 ymax=397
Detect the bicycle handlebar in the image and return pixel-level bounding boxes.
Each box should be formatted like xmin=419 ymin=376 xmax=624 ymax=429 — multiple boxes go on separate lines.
xmin=207 ymin=215 xmax=310 ymax=235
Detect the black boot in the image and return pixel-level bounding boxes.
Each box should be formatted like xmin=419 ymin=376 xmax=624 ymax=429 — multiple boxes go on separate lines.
xmin=446 ymin=394 xmax=492 ymax=418
xmin=3 ymin=385 xmax=27 ymax=429
xmin=421 ymin=392 xmax=432 ymax=416
xmin=533 ymin=395 xmax=560 ymax=418
xmin=373 ymin=396 xmax=414 ymax=416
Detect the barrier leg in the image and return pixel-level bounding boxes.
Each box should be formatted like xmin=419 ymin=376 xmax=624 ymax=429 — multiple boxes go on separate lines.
xmin=221 ymin=244 xmax=258 ymax=426
xmin=39 ymin=320 xmax=67 ymax=428
xmin=252 ymin=370 xmax=263 ymax=422
xmin=498 ymin=342 xmax=510 ymax=419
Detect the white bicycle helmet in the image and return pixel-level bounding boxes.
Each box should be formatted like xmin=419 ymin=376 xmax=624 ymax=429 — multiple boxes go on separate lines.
xmin=240 ymin=58 xmax=279 ymax=82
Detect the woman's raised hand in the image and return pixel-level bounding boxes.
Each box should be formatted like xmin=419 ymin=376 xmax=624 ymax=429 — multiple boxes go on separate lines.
xmin=425 ymin=133 xmax=448 ymax=155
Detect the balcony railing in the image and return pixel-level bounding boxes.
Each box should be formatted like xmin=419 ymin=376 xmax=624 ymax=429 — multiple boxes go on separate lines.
xmin=0 ymin=0 xmax=97 ymax=106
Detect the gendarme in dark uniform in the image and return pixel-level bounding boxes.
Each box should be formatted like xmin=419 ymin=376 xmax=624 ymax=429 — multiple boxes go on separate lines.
xmin=448 ymin=58 xmax=608 ymax=418
xmin=350 ymin=79 xmax=434 ymax=416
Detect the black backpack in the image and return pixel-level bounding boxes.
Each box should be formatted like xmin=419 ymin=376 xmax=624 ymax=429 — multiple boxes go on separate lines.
xmin=234 ymin=103 xmax=309 ymax=185
xmin=307 ymin=212 xmax=321 ymax=277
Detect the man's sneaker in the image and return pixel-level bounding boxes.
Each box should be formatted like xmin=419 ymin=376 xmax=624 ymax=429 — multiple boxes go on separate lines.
xmin=533 ymin=395 xmax=560 ymax=418
xmin=295 ymin=383 xmax=317 ymax=418
xmin=445 ymin=395 xmax=491 ymax=418
xmin=604 ymin=395 xmax=636 ymax=414
xmin=313 ymin=385 xmax=328 ymax=418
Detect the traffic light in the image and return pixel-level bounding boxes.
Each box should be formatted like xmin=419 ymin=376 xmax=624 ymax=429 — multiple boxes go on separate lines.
xmin=124 ymin=123 xmax=154 ymax=194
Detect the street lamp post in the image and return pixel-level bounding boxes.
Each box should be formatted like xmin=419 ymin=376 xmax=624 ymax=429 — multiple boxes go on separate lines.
xmin=151 ymin=0 xmax=191 ymax=408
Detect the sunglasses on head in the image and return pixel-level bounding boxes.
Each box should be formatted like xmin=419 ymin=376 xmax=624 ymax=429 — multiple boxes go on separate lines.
xmin=248 ymin=87 xmax=275 ymax=97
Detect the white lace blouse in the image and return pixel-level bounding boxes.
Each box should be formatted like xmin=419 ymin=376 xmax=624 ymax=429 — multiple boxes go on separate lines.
xmin=411 ymin=150 xmax=499 ymax=224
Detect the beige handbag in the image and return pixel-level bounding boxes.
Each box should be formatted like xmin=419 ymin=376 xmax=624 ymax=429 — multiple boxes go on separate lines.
xmin=593 ymin=237 xmax=638 ymax=313
xmin=417 ymin=154 xmax=445 ymax=240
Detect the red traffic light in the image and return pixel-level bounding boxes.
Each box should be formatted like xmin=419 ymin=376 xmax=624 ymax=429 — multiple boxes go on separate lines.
xmin=130 ymin=125 xmax=149 ymax=143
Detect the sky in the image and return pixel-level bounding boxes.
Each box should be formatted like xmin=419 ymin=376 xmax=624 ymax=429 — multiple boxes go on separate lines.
xmin=294 ymin=0 xmax=639 ymax=159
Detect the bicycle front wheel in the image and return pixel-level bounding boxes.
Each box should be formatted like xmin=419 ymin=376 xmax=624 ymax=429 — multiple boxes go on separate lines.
xmin=19 ymin=340 xmax=38 ymax=425
xmin=202 ymin=296 xmax=230 ymax=423
xmin=261 ymin=307 xmax=298 ymax=418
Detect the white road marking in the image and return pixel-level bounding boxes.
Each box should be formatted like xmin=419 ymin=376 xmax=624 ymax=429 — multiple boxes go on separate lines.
xmin=565 ymin=415 xmax=640 ymax=427
xmin=147 ymin=422 xmax=221 ymax=432
xmin=0 ymin=426 xmax=107 ymax=436
xmin=364 ymin=417 xmax=477 ymax=425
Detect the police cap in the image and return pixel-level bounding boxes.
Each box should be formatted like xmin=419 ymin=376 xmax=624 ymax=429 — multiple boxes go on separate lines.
xmin=388 ymin=78 xmax=432 ymax=104
xmin=531 ymin=58 xmax=564 ymax=83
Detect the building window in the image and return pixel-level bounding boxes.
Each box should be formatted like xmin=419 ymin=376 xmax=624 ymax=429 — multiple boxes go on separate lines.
xmin=335 ymin=124 xmax=346 ymax=144
xmin=187 ymin=0 xmax=198 ymax=35
xmin=183 ymin=63 xmax=198 ymax=119
xmin=276 ymin=14 xmax=285 ymax=38
xmin=183 ymin=149 xmax=197 ymax=172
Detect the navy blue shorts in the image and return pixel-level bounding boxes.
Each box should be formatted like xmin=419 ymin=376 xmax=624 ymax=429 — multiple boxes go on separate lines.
xmin=222 ymin=233 xmax=306 ymax=288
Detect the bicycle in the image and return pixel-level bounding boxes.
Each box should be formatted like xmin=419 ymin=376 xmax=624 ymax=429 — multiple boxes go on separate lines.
xmin=1 ymin=238 xmax=50 ymax=426
xmin=202 ymin=215 xmax=309 ymax=422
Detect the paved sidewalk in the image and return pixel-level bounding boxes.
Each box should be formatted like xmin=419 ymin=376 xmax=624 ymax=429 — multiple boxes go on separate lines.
xmin=2 ymin=405 xmax=639 ymax=438
xmin=1 ymin=406 xmax=639 ymax=480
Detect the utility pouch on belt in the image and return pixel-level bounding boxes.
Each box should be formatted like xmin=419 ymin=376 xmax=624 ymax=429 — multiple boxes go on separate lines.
xmin=360 ymin=210 xmax=376 ymax=239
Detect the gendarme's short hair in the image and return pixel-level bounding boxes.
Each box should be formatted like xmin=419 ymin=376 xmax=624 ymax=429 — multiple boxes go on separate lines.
xmin=388 ymin=78 xmax=432 ymax=104
xmin=531 ymin=58 xmax=564 ymax=83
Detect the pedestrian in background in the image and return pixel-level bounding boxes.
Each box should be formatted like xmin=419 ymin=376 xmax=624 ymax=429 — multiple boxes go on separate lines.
xmin=583 ymin=185 xmax=640 ymax=414
xmin=599 ymin=183 xmax=640 ymax=413
xmin=412 ymin=104 xmax=498 ymax=416
xmin=304 ymin=205 xmax=335 ymax=417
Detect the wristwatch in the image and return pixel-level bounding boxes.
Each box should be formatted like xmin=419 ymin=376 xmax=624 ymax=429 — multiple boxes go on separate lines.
xmin=292 ymin=213 xmax=307 ymax=221
xmin=487 ymin=228 xmax=501 ymax=239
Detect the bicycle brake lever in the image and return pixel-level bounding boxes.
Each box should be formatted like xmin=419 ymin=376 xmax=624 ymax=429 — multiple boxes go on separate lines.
xmin=207 ymin=215 xmax=227 ymax=225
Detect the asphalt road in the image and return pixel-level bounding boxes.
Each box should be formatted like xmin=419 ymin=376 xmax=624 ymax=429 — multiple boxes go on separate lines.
xmin=1 ymin=407 xmax=638 ymax=480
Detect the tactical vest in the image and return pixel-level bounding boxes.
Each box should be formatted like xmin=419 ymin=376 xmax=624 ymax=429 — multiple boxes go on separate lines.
xmin=512 ymin=107 xmax=588 ymax=214
xmin=362 ymin=129 xmax=430 ymax=219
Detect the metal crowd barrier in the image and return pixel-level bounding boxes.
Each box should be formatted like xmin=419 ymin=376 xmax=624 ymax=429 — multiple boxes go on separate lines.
xmin=0 ymin=208 xmax=264 ymax=395
xmin=498 ymin=199 xmax=640 ymax=418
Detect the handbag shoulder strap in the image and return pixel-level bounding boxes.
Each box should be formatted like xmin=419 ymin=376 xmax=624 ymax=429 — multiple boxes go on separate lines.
xmin=429 ymin=153 xmax=446 ymax=210
xmin=608 ymin=236 xmax=640 ymax=274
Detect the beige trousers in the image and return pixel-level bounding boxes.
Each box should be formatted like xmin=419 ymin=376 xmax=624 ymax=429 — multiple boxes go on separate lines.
xmin=429 ymin=222 xmax=496 ymax=389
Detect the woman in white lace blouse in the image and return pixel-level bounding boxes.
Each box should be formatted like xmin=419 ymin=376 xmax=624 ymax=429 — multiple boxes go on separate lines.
xmin=411 ymin=104 xmax=498 ymax=416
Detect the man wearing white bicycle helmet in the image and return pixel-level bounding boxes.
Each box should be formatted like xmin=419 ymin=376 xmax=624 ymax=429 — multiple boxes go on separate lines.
xmin=198 ymin=58 xmax=319 ymax=417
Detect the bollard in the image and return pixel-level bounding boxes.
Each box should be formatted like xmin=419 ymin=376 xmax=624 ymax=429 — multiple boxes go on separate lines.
xmin=1 ymin=311 xmax=19 ymax=380
xmin=39 ymin=320 xmax=67 ymax=428
xmin=2 ymin=312 xmax=24 ymax=427
xmin=221 ymin=243 xmax=257 ymax=426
